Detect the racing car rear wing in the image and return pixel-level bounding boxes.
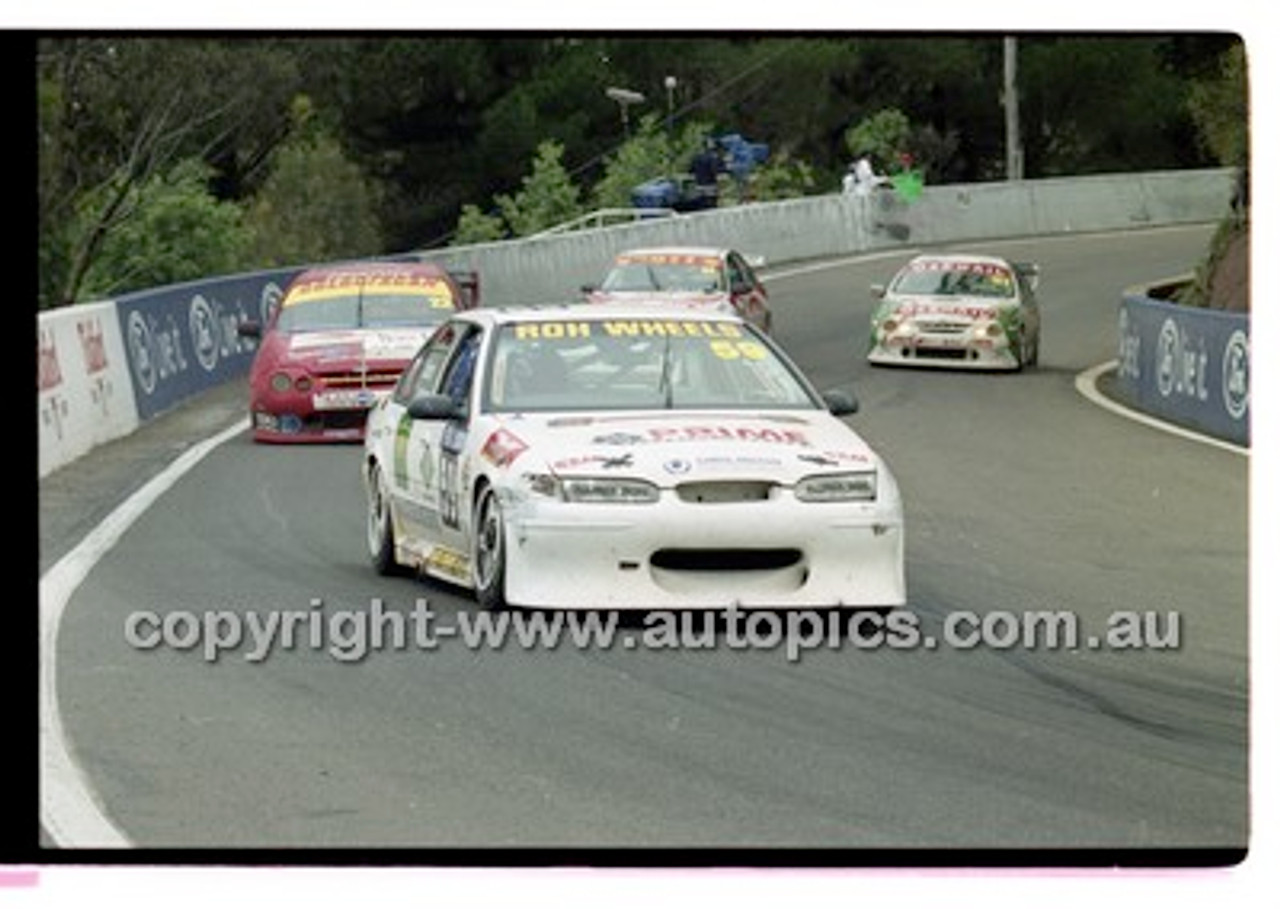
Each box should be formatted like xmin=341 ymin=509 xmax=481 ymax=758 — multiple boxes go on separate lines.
xmin=1012 ymin=262 xmax=1040 ymax=291
xmin=449 ymin=270 xmax=481 ymax=310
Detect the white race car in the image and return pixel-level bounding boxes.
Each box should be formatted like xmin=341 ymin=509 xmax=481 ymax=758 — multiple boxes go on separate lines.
xmin=581 ymin=246 xmax=773 ymax=334
xmin=362 ymin=303 xmax=905 ymax=610
xmin=867 ymin=253 xmax=1041 ymax=370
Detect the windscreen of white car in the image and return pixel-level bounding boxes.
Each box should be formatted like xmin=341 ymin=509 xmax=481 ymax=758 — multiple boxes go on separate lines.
xmin=891 ymin=261 xmax=1016 ymax=298
xmin=486 ymin=319 xmax=819 ymax=412
xmin=602 ymin=257 xmax=725 ymax=294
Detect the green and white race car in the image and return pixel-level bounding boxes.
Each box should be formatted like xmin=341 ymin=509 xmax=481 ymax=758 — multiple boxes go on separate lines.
xmin=867 ymin=253 xmax=1041 ymax=370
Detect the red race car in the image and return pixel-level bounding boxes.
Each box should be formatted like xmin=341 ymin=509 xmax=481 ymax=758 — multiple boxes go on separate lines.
xmin=240 ymin=261 xmax=478 ymax=443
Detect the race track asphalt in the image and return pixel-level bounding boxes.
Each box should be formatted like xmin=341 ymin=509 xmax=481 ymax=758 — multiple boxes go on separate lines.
xmin=41 ymin=224 xmax=1248 ymax=856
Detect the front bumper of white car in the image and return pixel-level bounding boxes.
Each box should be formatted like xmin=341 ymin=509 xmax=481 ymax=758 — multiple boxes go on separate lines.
xmin=498 ymin=480 xmax=906 ymax=610
xmin=868 ymin=320 xmax=1021 ymax=369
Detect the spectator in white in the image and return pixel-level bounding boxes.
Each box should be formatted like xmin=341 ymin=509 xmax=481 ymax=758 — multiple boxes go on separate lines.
xmin=841 ymin=162 xmax=858 ymax=195
xmin=851 ymin=154 xmax=886 ymax=196
xmin=845 ymin=154 xmax=885 ymax=237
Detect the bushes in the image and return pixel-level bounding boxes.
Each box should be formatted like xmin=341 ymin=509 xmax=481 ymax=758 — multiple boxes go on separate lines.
xmin=1173 ymin=217 xmax=1249 ymax=312
xmin=67 ymin=160 xmax=254 ymax=304
xmin=244 ymin=128 xmax=384 ymax=269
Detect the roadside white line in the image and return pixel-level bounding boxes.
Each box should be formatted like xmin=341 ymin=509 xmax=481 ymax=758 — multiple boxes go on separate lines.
xmin=40 ymin=417 xmax=250 ymax=848
xmin=763 ymin=248 xmax=920 ymax=282
xmin=760 ymin=222 xmax=1215 ymax=283
xmin=1075 ymin=360 xmax=1249 ymax=456
xmin=37 ymin=222 xmax=1227 ymax=847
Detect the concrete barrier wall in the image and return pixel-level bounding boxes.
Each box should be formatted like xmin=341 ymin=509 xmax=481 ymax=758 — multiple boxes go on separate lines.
xmin=1114 ymin=291 xmax=1250 ymax=446
xmin=113 ymin=267 xmax=304 ymax=422
xmin=38 ymin=301 xmax=140 ymax=477
xmin=37 ymin=268 xmax=305 ymax=477
xmin=36 ymin=168 xmax=1237 ymax=477
xmin=412 ymin=169 xmax=1235 ymax=307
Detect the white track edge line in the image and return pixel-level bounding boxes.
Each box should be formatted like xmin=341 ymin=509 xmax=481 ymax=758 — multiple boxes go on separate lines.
xmin=40 ymin=417 xmax=250 ymax=848
xmin=760 ymin=223 xmax=1215 ymax=283
xmin=36 ymin=222 xmax=1227 ymax=846
xmin=1075 ymin=360 xmax=1248 ymax=456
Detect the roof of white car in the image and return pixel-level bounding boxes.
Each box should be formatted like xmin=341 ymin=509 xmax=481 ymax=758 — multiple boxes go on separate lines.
xmin=615 ymin=246 xmax=729 ymax=259
xmin=906 ymin=252 xmax=1013 ymax=267
xmin=459 ymin=301 xmax=748 ymax=327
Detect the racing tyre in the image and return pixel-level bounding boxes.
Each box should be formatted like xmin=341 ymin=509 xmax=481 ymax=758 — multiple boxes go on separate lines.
xmin=472 ymin=484 xmax=509 ymax=611
xmin=367 ymin=461 xmax=401 ymax=576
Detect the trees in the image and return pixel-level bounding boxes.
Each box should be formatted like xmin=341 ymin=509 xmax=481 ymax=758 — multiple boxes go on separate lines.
xmin=73 ymin=160 xmax=253 ymax=301
xmin=493 ymin=140 xmax=584 ymax=238
xmin=243 ymin=97 xmax=385 ymax=268
xmin=1187 ymin=43 xmax=1248 ymax=170
xmin=37 ymin=37 xmax=300 ymax=307
xmin=587 ymin=114 xmax=711 ymax=211
xmin=1018 ymin=37 xmax=1208 ymax=176
xmin=37 ymin=34 xmax=1245 ymax=308
xmin=1173 ymin=41 xmax=1250 ymax=311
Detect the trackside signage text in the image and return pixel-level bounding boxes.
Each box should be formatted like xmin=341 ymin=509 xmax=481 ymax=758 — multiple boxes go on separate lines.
xmin=1115 ymin=294 xmax=1248 ymax=446
xmin=115 ymin=269 xmax=302 ymax=420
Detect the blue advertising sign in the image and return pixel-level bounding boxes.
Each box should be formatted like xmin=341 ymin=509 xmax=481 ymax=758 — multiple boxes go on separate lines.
xmin=1114 ymin=293 xmax=1249 ymax=446
xmin=115 ymin=267 xmax=304 ymax=421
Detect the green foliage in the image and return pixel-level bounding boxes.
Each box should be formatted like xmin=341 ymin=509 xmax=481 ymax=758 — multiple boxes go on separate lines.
xmin=37 ymin=34 xmax=1247 ymax=302
xmin=589 ymin=115 xmax=712 ymax=210
xmin=244 ymin=110 xmax=385 ymax=267
xmin=1173 ymin=218 xmax=1242 ymax=308
xmin=1173 ymin=41 xmax=1249 ymax=311
xmin=37 ymin=37 xmax=302 ymax=307
xmin=492 ymin=140 xmax=583 ymax=237
xmin=844 ymin=109 xmax=911 ymax=171
xmin=453 ymin=204 xmax=507 ymax=245
xmin=739 ymin=150 xmax=816 ymax=202
xmin=75 ymin=159 xmax=253 ymax=301
xmin=1187 ymin=43 xmax=1248 ymax=167
xmin=1020 ymin=38 xmax=1191 ymax=175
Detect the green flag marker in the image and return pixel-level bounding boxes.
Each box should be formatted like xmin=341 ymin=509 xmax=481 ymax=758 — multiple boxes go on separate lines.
xmin=891 ymin=170 xmax=924 ymax=202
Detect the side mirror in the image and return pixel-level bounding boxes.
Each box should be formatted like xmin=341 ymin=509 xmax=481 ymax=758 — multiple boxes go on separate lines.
xmin=237 ymin=320 xmax=262 ymax=339
xmin=1014 ymin=263 xmax=1040 ymax=292
xmin=407 ymin=393 xmax=463 ymax=421
xmin=869 ymin=284 xmax=886 ymax=300
xmin=822 ymin=388 xmax=859 ymax=417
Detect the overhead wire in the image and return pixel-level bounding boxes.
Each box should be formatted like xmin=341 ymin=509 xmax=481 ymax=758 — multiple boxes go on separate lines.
xmin=420 ymin=39 xmax=800 ymax=249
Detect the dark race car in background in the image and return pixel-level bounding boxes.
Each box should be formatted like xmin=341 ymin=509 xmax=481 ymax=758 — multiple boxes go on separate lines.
xmin=240 ymin=261 xmax=478 ymax=442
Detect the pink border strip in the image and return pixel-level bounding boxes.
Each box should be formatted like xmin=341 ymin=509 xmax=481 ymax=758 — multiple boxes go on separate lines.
xmin=0 ymin=867 xmax=41 ymax=888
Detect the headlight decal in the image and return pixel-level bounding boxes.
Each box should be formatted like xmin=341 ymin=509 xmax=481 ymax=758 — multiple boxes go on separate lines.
xmin=795 ymin=471 xmax=877 ymax=502
xmin=562 ymin=477 xmax=660 ymax=504
xmin=525 ymin=472 xmax=660 ymax=504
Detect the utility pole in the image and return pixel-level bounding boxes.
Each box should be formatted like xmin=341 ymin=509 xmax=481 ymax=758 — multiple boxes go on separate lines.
xmin=1003 ymin=37 xmax=1023 ymax=181
xmin=664 ymin=75 xmax=678 ymax=173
